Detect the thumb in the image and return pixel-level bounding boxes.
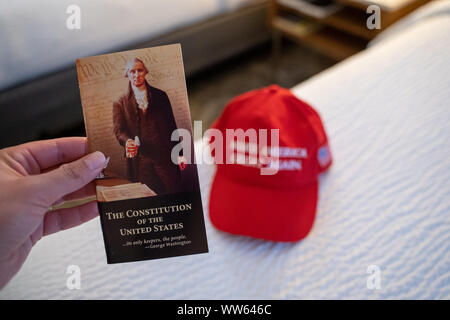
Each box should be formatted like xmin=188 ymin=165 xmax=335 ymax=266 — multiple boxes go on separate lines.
xmin=32 ymin=151 xmax=106 ymax=206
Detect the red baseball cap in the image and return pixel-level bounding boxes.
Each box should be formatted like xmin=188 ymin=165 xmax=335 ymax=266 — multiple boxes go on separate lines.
xmin=208 ymin=85 xmax=332 ymax=242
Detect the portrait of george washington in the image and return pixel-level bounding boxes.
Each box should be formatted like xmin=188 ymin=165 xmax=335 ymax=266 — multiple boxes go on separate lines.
xmin=112 ymin=57 xmax=181 ymax=194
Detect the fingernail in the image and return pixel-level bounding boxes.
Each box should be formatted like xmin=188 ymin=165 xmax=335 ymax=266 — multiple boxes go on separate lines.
xmin=84 ymin=151 xmax=106 ymax=170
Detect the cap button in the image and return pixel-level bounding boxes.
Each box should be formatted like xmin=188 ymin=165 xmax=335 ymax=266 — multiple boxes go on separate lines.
xmin=268 ymin=84 xmax=279 ymax=93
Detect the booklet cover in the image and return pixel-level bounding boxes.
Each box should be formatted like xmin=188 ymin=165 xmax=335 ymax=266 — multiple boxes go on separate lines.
xmin=76 ymin=44 xmax=208 ymax=263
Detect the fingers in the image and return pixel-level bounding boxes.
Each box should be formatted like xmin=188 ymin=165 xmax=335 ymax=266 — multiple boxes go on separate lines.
xmin=126 ymin=146 xmax=138 ymax=153
xmin=62 ymin=181 xmax=96 ymax=202
xmin=43 ymin=200 xmax=99 ymax=236
xmin=29 ymin=151 xmax=105 ymax=206
xmin=50 ymin=182 xmax=97 ymax=208
xmin=126 ymin=145 xmax=138 ymax=158
xmin=9 ymin=137 xmax=88 ymax=174
xmin=125 ymin=139 xmax=135 ymax=147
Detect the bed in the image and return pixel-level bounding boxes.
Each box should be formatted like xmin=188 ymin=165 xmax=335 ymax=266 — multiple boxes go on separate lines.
xmin=0 ymin=0 xmax=269 ymax=148
xmin=0 ymin=0 xmax=449 ymax=299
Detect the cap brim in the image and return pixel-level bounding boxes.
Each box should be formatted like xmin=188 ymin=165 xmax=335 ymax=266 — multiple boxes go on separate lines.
xmin=209 ymin=169 xmax=318 ymax=242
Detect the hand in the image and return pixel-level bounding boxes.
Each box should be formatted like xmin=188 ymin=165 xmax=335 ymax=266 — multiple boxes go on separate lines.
xmin=178 ymin=156 xmax=187 ymax=170
xmin=125 ymin=139 xmax=138 ymax=158
xmin=0 ymin=137 xmax=105 ymax=289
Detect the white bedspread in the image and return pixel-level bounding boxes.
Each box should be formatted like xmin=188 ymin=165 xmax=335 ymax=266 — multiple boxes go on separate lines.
xmin=1 ymin=1 xmax=449 ymax=299
xmin=0 ymin=0 xmax=255 ymax=90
